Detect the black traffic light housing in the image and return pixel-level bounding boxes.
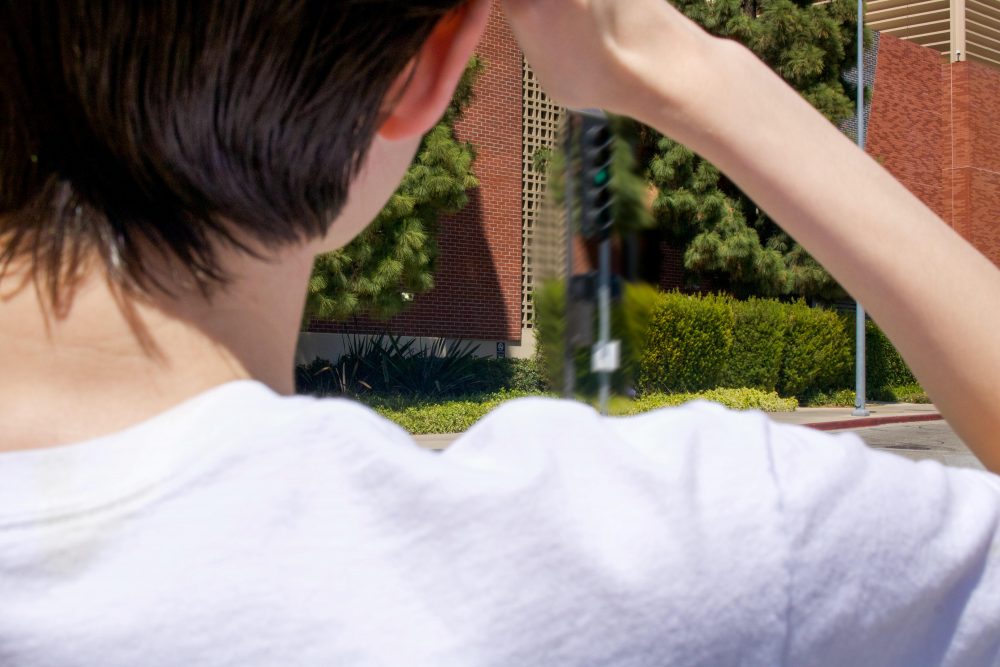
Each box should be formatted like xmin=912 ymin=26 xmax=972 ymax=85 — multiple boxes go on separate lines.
xmin=579 ymin=116 xmax=614 ymax=239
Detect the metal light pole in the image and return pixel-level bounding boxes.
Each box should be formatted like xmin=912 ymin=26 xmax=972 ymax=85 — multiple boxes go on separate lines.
xmin=853 ymin=0 xmax=870 ymax=417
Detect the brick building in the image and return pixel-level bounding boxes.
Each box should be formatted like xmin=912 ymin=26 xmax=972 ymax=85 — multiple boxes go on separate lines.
xmin=299 ymin=1 xmax=1000 ymax=362
xmin=865 ymin=0 xmax=1000 ymax=266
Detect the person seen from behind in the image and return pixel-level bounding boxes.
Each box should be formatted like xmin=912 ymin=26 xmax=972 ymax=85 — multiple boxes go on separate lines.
xmin=0 ymin=0 xmax=998 ymax=664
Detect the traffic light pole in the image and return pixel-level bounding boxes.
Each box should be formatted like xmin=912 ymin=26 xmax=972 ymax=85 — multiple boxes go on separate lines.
xmin=563 ymin=116 xmax=577 ymax=399
xmin=597 ymin=232 xmax=612 ymax=415
xmin=574 ymin=109 xmax=617 ymax=416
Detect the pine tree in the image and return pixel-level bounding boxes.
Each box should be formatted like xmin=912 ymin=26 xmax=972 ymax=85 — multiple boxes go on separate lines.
xmin=647 ymin=0 xmax=866 ymax=299
xmin=305 ymin=58 xmax=483 ymax=321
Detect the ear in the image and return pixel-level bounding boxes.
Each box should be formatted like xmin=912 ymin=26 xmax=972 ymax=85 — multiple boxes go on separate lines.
xmin=378 ymin=0 xmax=491 ymax=141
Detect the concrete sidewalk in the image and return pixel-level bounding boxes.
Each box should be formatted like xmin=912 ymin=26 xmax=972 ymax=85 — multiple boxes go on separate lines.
xmin=413 ymin=402 xmax=940 ymax=451
xmin=770 ymin=402 xmax=940 ymax=429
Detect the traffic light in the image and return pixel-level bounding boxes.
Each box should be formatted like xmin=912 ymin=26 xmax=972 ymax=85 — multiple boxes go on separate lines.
xmin=579 ymin=116 xmax=614 ymax=238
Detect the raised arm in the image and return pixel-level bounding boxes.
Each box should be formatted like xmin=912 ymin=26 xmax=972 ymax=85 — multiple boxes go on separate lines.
xmin=503 ymin=0 xmax=1000 ymax=473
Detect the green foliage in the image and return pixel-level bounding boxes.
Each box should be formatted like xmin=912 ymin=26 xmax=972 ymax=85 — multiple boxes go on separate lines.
xmin=373 ymin=386 xmax=796 ymax=435
xmin=535 ymin=279 xmax=666 ymax=396
xmin=541 ymin=285 xmax=874 ymax=401
xmin=295 ymin=339 xmax=547 ymax=400
xmin=541 ymin=116 xmax=654 ymax=234
xmin=305 ymin=58 xmax=483 ymax=321
xmin=638 ymin=292 xmax=735 ymax=393
xmin=295 ymin=334 xmax=483 ymax=398
xmin=475 ymin=356 xmax=549 ymax=394
xmin=721 ymin=297 xmax=787 ymax=391
xmin=804 ymin=383 xmax=930 ymax=406
xmin=369 ymin=390 xmax=536 ymax=434
xmin=619 ymin=282 xmax=668 ymax=383
xmin=506 ymin=357 xmax=549 ymax=393
xmin=615 ymin=387 xmax=797 ymax=415
xmin=295 ymin=357 xmax=346 ymax=398
xmin=832 ymin=313 xmax=921 ymax=399
xmin=779 ymin=301 xmax=852 ymax=397
xmin=801 ymin=387 xmax=858 ymax=407
xmin=864 ymin=318 xmax=917 ymax=391
xmin=881 ymin=383 xmax=930 ymax=404
xmin=645 ymin=0 xmax=867 ymax=299
xmin=533 ymin=278 xmax=571 ymax=393
xmin=609 ymin=117 xmax=655 ymax=235
xmin=375 ymin=337 xmax=486 ymax=397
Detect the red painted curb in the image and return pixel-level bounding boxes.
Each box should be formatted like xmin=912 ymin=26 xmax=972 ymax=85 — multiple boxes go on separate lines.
xmin=805 ymin=413 xmax=943 ymax=431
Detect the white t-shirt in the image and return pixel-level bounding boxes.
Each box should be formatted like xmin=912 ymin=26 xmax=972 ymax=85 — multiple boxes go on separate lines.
xmin=0 ymin=381 xmax=998 ymax=666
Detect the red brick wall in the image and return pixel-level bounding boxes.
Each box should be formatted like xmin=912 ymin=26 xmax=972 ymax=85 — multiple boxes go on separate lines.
xmin=308 ymin=1 xmax=524 ymax=341
xmin=868 ymin=34 xmax=1000 ymax=268
xmin=945 ymin=60 xmax=1000 ymax=266
xmin=866 ymin=35 xmax=948 ymax=220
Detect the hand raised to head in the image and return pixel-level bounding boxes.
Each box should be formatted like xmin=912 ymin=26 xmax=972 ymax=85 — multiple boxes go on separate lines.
xmin=501 ymin=0 xmax=714 ymax=124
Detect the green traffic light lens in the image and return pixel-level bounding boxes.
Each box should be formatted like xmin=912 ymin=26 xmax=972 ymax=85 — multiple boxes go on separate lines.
xmin=595 ymin=167 xmax=609 ymax=186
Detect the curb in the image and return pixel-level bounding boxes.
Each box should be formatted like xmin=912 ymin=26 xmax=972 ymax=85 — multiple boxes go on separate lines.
xmin=804 ymin=413 xmax=943 ymax=431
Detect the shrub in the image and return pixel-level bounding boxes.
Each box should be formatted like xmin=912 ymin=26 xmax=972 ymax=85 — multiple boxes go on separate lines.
xmin=616 ymin=387 xmax=797 ymax=415
xmin=475 ymin=356 xmax=548 ymax=394
xmin=371 ymin=337 xmax=486 ymax=396
xmin=507 ymin=357 xmax=548 ymax=393
xmin=865 ymin=319 xmax=917 ymax=391
xmin=881 ymin=383 xmax=931 ymax=404
xmin=296 ymin=335 xmax=523 ymax=399
xmin=721 ymin=297 xmax=786 ymax=391
xmin=369 ymin=390 xmax=536 ymax=434
xmin=295 ymin=357 xmax=344 ymax=397
xmin=372 ymin=387 xmax=797 ymax=434
xmin=534 ymin=277 xmax=635 ymax=397
xmin=802 ymin=388 xmax=857 ymax=407
xmin=638 ymin=292 xmax=735 ymax=393
xmin=619 ymin=282 xmax=668 ymax=385
xmin=779 ymin=301 xmax=852 ymax=397
xmin=533 ymin=278 xmax=570 ymax=393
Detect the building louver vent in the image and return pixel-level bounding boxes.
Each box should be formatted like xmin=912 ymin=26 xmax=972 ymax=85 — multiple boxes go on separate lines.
xmin=830 ymin=0 xmax=1000 ymax=68
xmin=521 ymin=64 xmax=563 ymax=330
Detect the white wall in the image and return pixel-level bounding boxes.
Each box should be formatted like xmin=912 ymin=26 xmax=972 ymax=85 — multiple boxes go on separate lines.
xmin=296 ymin=328 xmax=537 ymax=364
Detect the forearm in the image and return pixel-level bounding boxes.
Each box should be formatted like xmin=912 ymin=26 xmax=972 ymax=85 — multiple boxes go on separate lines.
xmin=642 ymin=38 xmax=1000 ymax=472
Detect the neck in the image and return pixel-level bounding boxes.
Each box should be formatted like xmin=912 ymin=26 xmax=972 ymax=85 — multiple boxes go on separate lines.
xmin=0 ymin=246 xmax=315 ymax=452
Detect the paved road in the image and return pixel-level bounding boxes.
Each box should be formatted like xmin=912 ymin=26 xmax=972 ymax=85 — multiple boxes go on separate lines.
xmin=836 ymin=421 xmax=985 ymax=471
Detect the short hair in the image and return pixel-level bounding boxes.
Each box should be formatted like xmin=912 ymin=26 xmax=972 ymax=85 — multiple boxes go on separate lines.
xmin=0 ymin=0 xmax=464 ymax=303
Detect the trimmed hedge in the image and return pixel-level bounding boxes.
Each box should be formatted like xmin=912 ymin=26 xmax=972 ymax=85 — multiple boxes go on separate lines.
xmin=534 ymin=285 xmax=919 ymax=402
xmin=779 ymin=301 xmax=852 ymax=397
xmin=638 ymin=292 xmax=734 ymax=393
xmin=865 ymin=319 xmax=917 ymax=391
xmin=479 ymin=357 xmax=548 ymax=394
xmin=534 ymin=278 xmax=646 ymax=396
xmin=721 ymin=297 xmax=786 ymax=391
xmin=805 ymin=383 xmax=930 ymax=406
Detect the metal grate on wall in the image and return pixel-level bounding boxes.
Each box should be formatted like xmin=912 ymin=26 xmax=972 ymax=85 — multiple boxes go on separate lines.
xmin=841 ymin=32 xmax=881 ymax=146
xmin=521 ymin=64 xmax=563 ymax=330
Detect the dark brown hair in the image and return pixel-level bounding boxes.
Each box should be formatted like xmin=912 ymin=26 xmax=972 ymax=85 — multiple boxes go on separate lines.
xmin=0 ymin=0 xmax=464 ymax=304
